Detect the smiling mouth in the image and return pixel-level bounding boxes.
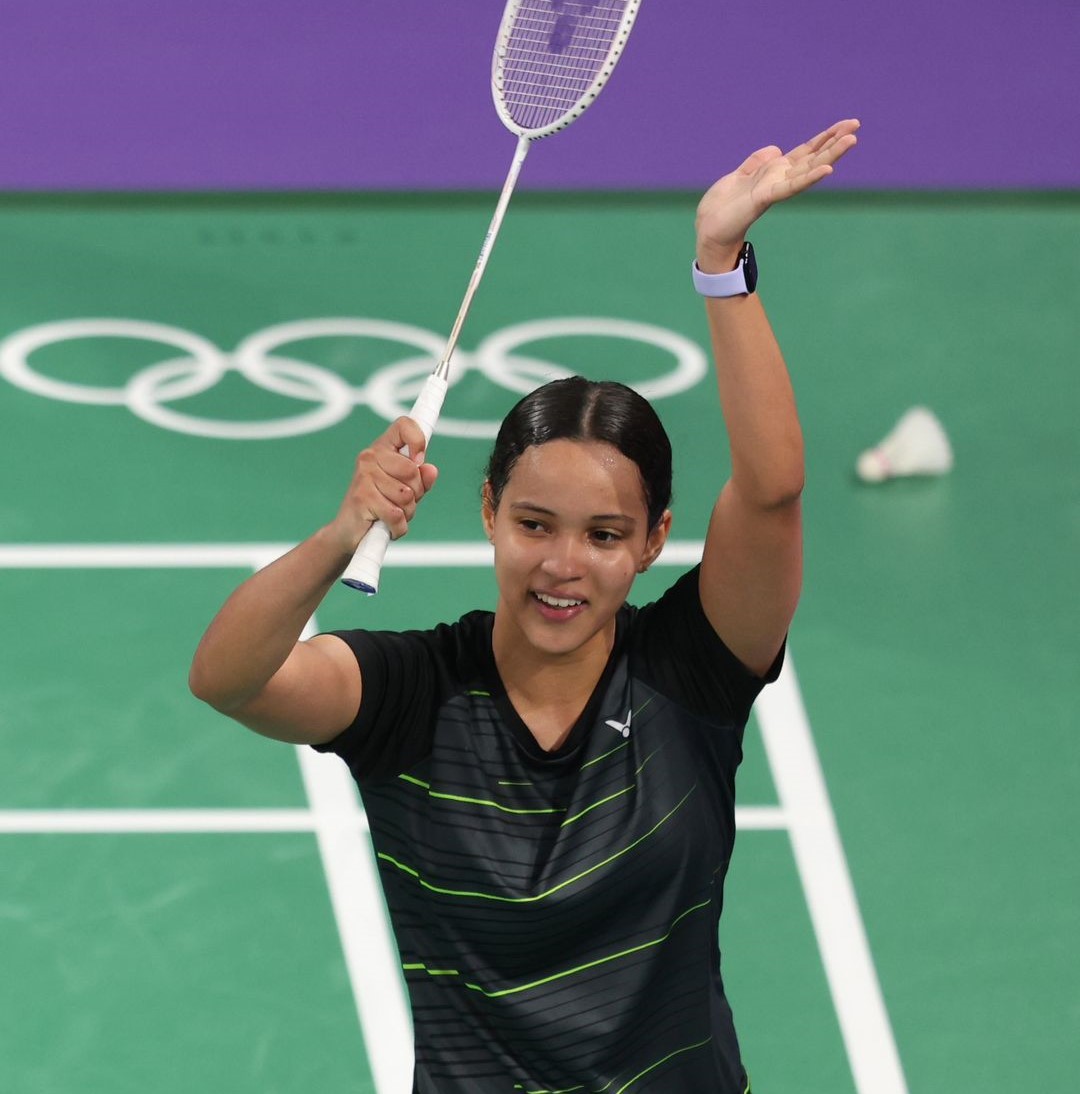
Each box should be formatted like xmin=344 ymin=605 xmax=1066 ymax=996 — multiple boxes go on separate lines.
xmin=531 ymin=591 xmax=585 ymax=610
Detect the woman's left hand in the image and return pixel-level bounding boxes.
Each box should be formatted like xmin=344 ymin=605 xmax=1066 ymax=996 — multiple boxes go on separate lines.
xmin=695 ymin=118 xmax=860 ymax=272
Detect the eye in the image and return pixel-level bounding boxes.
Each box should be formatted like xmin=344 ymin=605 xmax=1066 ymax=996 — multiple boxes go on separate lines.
xmin=518 ymin=518 xmax=548 ymax=534
xmin=590 ymin=529 xmax=622 ymax=545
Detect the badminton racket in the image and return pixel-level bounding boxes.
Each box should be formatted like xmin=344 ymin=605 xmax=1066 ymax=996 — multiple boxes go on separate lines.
xmin=341 ymin=0 xmax=643 ymax=593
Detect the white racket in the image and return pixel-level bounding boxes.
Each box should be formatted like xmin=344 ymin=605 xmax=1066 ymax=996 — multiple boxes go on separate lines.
xmin=341 ymin=0 xmax=644 ymax=593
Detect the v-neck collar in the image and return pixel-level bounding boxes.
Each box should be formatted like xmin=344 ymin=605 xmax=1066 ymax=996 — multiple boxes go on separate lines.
xmin=480 ymin=609 xmax=628 ymax=765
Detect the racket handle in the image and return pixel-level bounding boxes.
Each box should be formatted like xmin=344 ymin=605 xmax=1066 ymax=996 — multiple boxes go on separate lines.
xmin=340 ymin=373 xmax=449 ymax=594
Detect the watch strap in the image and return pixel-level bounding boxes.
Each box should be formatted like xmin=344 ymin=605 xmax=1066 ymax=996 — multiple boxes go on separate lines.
xmin=692 ymin=260 xmax=748 ymax=297
xmin=691 ymin=241 xmax=756 ymax=297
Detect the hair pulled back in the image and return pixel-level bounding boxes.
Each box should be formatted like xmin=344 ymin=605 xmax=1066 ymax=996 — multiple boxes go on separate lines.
xmin=484 ymin=377 xmax=672 ymax=530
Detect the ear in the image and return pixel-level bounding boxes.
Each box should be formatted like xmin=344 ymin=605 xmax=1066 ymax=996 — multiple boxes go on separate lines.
xmin=638 ymin=509 xmax=672 ymax=573
xmin=481 ymin=482 xmax=497 ymax=542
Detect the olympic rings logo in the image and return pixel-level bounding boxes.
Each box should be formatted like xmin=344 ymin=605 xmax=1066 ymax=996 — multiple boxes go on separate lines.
xmin=0 ymin=317 xmax=708 ymax=440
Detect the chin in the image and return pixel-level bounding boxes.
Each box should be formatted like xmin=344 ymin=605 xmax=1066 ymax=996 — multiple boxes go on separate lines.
xmin=523 ymin=613 xmax=610 ymax=659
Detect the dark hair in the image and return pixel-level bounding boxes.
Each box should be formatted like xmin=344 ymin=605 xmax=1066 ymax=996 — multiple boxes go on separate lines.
xmin=484 ymin=377 xmax=673 ymax=529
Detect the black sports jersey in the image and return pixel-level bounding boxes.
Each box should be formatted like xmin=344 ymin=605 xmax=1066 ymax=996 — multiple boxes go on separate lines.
xmin=317 ymin=566 xmax=778 ymax=1093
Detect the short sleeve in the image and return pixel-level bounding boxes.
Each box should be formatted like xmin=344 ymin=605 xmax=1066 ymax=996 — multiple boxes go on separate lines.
xmin=630 ymin=565 xmax=783 ymax=727
xmin=311 ymin=628 xmax=440 ymax=781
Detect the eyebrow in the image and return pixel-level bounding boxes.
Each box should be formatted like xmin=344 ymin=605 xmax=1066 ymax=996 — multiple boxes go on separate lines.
xmin=509 ymin=502 xmax=637 ymax=525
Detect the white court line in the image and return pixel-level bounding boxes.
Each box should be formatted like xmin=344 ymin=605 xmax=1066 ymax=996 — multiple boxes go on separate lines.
xmin=0 ymin=806 xmax=784 ymax=835
xmin=0 ymin=809 xmax=328 ymax=833
xmin=755 ymin=659 xmax=909 ymax=1094
xmin=734 ymin=805 xmax=788 ymax=830
xmin=293 ymin=614 xmax=414 ymax=1094
xmin=0 ymin=543 xmax=284 ymax=568
xmin=0 ymin=540 xmax=709 ymax=570
xmin=1 ymin=542 xmax=905 ymax=1093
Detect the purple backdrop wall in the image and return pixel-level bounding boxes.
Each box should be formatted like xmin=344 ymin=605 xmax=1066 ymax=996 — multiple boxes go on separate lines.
xmin=2 ymin=0 xmax=1077 ymax=190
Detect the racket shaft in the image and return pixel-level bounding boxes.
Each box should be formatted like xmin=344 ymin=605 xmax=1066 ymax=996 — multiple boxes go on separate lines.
xmin=440 ymin=135 xmax=530 ymax=371
xmin=340 ymin=137 xmax=530 ymax=594
xmin=340 ymin=373 xmax=449 ymax=594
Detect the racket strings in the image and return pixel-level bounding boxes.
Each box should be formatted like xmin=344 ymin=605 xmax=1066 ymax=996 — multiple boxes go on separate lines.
xmin=497 ymin=0 xmax=632 ymax=131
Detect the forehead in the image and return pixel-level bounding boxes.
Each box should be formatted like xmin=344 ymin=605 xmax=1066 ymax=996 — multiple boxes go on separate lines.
xmin=502 ymin=439 xmax=647 ymax=515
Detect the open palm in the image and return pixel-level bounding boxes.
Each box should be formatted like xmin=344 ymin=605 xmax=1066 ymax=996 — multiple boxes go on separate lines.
xmin=696 ymin=118 xmax=860 ymax=264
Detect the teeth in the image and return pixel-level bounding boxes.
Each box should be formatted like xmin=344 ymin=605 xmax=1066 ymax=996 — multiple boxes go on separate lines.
xmin=534 ymin=592 xmax=583 ymax=609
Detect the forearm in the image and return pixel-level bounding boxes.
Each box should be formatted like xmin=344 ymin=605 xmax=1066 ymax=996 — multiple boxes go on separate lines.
xmin=188 ymin=524 xmax=352 ymax=711
xmin=691 ymin=120 xmax=858 ymax=508
xmin=703 ymin=291 xmax=805 ymax=508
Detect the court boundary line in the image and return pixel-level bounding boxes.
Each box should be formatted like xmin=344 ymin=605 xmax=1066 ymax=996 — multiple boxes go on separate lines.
xmin=0 ymin=806 xmax=788 ymax=835
xmin=1 ymin=541 xmax=906 ymax=1094
xmin=755 ymin=662 xmax=909 ymax=1093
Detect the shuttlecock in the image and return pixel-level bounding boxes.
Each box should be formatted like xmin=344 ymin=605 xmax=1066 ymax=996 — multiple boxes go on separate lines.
xmin=856 ymin=406 xmax=953 ymax=483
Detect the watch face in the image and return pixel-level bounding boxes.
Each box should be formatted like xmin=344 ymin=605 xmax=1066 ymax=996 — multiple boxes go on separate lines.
xmin=741 ymin=241 xmax=758 ymax=293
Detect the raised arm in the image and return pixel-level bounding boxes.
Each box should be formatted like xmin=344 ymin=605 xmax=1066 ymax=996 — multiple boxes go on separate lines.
xmin=695 ymin=119 xmax=859 ymax=677
xmin=188 ymin=417 xmax=439 ymax=743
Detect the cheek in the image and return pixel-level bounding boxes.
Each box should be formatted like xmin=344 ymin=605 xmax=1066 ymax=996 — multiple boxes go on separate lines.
xmin=595 ymin=548 xmax=641 ymax=591
xmin=491 ymin=531 xmax=531 ymax=584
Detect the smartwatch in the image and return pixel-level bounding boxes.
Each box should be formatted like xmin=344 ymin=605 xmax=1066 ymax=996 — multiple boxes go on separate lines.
xmin=692 ymin=241 xmax=757 ymax=297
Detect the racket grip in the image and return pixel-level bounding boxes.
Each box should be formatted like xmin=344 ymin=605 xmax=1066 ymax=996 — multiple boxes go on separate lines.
xmin=339 ymin=373 xmax=449 ymax=594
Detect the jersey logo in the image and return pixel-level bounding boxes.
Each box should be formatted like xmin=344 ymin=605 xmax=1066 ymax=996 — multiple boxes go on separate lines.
xmin=604 ymin=708 xmax=632 ymax=738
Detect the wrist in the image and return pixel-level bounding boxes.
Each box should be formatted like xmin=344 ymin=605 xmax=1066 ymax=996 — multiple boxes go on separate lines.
xmin=694 ymin=241 xmax=744 ymax=275
xmin=317 ymin=519 xmax=370 ymax=562
xmin=692 ymin=241 xmax=757 ymax=297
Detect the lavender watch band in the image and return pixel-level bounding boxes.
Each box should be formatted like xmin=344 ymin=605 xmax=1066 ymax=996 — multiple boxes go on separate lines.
xmin=691 ymin=258 xmax=749 ymax=297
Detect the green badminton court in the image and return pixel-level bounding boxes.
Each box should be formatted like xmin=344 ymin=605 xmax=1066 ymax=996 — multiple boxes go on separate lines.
xmin=0 ymin=191 xmax=1076 ymax=1092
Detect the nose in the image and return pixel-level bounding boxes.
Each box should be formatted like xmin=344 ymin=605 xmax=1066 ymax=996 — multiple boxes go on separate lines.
xmin=539 ymin=533 xmax=586 ymax=582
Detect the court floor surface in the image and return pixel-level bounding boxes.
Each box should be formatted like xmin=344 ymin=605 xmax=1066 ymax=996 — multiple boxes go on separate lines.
xmin=1 ymin=191 xmax=1076 ymax=1092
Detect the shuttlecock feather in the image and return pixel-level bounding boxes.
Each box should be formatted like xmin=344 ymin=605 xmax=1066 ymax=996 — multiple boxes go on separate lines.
xmin=856 ymin=407 xmax=953 ymax=483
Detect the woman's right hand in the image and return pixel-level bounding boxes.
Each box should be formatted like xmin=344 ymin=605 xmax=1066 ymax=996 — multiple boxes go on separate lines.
xmin=328 ymin=416 xmax=440 ymax=550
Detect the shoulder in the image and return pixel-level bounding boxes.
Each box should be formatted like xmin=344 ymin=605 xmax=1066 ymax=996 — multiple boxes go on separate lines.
xmin=333 ymin=609 xmax=493 ymax=687
xmin=625 ymin=565 xmax=713 ymax=656
xmin=625 ymin=565 xmax=782 ymax=724
xmin=313 ymin=609 xmax=495 ymax=779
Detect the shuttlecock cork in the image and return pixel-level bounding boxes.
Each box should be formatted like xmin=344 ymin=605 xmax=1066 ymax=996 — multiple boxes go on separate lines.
xmin=856 ymin=406 xmax=954 ymax=483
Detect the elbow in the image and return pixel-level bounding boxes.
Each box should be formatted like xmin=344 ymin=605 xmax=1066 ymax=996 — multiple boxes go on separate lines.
xmin=188 ymin=658 xmax=220 ymax=709
xmin=188 ymin=656 xmax=241 ymax=715
xmin=763 ymin=475 xmax=804 ymax=511
xmin=732 ymin=446 xmax=804 ymax=511
xmin=769 ymin=448 xmax=806 ymax=508
xmin=744 ymin=469 xmax=804 ymax=512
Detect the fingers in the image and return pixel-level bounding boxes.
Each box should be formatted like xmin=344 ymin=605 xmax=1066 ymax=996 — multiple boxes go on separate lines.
xmin=737 ymin=144 xmax=783 ymax=176
xmin=812 ymin=124 xmax=859 ymax=171
xmin=796 ymin=118 xmax=860 ymax=154
xmin=791 ymin=118 xmax=860 ymax=170
xmin=419 ymin=462 xmax=440 ymax=494
xmin=756 ymin=119 xmax=860 ymax=206
xmin=382 ymin=414 xmax=431 ymax=462
xmin=337 ymin=417 xmax=439 ymax=543
xmin=365 ymin=418 xmax=436 ymax=535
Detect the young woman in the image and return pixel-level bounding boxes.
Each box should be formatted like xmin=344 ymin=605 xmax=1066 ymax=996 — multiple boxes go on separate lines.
xmin=190 ymin=119 xmax=859 ymax=1093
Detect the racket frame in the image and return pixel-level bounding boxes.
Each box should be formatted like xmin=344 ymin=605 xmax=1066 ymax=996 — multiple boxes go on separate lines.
xmin=492 ymin=0 xmax=643 ymax=140
xmin=341 ymin=0 xmax=643 ymax=593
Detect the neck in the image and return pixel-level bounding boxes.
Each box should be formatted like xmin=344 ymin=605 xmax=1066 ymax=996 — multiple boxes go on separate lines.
xmin=491 ymin=610 xmax=616 ymax=743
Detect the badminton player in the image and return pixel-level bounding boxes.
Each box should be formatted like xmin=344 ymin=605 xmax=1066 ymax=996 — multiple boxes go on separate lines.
xmin=191 ymin=118 xmax=859 ymax=1094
